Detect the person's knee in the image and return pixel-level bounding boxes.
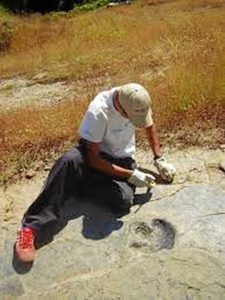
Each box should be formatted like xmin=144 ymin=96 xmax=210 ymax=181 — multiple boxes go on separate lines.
xmin=114 ymin=183 xmax=134 ymax=209
xmin=122 ymin=189 xmax=134 ymax=208
xmin=61 ymin=148 xmax=83 ymax=167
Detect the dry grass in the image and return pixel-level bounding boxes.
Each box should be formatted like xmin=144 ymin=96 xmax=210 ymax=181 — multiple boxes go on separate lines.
xmin=0 ymin=0 xmax=225 ymax=184
xmin=0 ymin=98 xmax=89 ymax=184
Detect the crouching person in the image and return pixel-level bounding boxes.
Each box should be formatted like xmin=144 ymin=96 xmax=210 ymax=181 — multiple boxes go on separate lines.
xmin=15 ymin=83 xmax=176 ymax=262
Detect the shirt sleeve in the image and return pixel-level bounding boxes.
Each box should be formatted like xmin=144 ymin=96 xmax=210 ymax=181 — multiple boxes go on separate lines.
xmin=78 ymin=107 xmax=108 ymax=143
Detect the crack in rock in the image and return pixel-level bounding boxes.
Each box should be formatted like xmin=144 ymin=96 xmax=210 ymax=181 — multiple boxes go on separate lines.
xmin=204 ymin=212 xmax=225 ymax=217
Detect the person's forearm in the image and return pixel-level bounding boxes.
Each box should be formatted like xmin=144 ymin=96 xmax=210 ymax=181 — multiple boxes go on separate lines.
xmin=88 ymin=155 xmax=133 ymax=178
xmin=145 ymin=123 xmax=162 ymax=159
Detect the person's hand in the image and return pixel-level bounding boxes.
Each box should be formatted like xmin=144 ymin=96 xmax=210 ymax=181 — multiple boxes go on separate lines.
xmin=128 ymin=169 xmax=155 ymax=188
xmin=154 ymin=156 xmax=176 ymax=183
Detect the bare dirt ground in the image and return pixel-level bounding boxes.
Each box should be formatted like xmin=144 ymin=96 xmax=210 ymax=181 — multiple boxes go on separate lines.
xmin=0 ymin=73 xmax=112 ymax=111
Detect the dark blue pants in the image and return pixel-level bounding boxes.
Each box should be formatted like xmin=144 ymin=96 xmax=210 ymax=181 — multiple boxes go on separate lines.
xmin=22 ymin=141 xmax=136 ymax=232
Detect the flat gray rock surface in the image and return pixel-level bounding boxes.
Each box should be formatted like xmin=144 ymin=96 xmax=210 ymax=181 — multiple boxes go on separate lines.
xmin=1 ymin=147 xmax=225 ymax=299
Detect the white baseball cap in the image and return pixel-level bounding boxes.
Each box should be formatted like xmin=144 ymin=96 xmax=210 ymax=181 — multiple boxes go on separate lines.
xmin=118 ymin=83 xmax=153 ymax=128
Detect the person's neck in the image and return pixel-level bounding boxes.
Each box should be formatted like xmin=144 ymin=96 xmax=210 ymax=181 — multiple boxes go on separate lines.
xmin=113 ymin=91 xmax=119 ymax=111
xmin=113 ymin=90 xmax=129 ymax=120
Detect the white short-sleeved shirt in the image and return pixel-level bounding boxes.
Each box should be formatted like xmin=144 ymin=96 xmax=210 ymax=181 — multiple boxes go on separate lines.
xmin=79 ymin=87 xmax=136 ymax=158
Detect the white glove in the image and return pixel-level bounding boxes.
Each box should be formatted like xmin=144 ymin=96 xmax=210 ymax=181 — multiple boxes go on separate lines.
xmin=154 ymin=156 xmax=176 ymax=183
xmin=128 ymin=169 xmax=155 ymax=188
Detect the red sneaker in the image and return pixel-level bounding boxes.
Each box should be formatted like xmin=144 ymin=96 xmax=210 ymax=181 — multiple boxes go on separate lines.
xmin=15 ymin=227 xmax=36 ymax=262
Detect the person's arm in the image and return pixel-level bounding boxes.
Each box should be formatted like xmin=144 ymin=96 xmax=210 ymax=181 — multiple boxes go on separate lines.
xmin=85 ymin=141 xmax=155 ymax=188
xmin=85 ymin=141 xmax=133 ymax=179
xmin=145 ymin=123 xmax=176 ymax=183
xmin=145 ymin=123 xmax=162 ymax=159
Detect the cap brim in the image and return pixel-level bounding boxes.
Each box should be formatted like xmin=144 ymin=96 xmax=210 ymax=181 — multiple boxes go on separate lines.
xmin=129 ymin=108 xmax=153 ymax=128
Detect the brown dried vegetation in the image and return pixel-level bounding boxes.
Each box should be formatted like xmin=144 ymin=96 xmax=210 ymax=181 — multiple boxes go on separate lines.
xmin=0 ymin=0 xmax=225 ymax=184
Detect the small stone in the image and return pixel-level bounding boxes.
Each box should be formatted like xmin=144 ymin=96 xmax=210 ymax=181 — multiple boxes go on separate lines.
xmin=25 ymin=170 xmax=36 ymax=179
xmin=219 ymin=161 xmax=225 ymax=172
xmin=220 ymin=144 xmax=225 ymax=151
xmin=32 ymin=72 xmax=48 ymax=81
xmin=3 ymin=211 xmax=14 ymax=222
xmin=34 ymin=161 xmax=45 ymax=171
xmin=44 ymin=165 xmax=51 ymax=171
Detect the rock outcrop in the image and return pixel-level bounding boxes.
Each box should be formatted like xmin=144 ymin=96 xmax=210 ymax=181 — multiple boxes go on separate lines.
xmin=1 ymin=148 xmax=225 ymax=299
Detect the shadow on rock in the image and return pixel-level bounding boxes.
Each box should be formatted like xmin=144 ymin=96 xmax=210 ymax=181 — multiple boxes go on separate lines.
xmin=34 ymin=197 xmax=130 ymax=249
xmin=12 ymin=190 xmax=151 ymax=273
xmin=81 ymin=208 xmax=123 ymax=240
xmin=35 ymin=188 xmax=152 ymax=247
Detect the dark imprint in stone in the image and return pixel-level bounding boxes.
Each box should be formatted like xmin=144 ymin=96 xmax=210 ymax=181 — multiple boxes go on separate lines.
xmin=152 ymin=218 xmax=176 ymax=250
xmin=130 ymin=219 xmax=176 ymax=251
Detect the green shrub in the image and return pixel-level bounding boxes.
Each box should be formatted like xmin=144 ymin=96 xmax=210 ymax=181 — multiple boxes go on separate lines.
xmin=0 ymin=4 xmax=10 ymax=16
